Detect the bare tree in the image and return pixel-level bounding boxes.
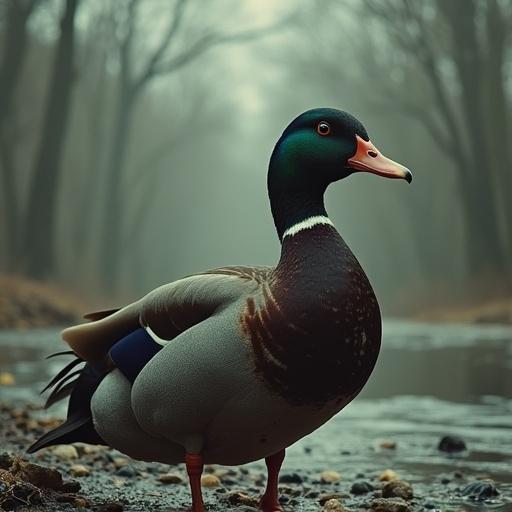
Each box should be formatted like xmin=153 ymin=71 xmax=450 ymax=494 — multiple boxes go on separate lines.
xmin=0 ymin=0 xmax=43 ymax=268
xmin=359 ymin=0 xmax=512 ymax=285
xmin=97 ymin=0 xmax=289 ymax=292
xmin=22 ymin=0 xmax=81 ymax=278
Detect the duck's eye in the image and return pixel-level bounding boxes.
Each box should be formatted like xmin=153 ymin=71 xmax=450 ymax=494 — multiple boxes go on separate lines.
xmin=317 ymin=122 xmax=331 ymax=136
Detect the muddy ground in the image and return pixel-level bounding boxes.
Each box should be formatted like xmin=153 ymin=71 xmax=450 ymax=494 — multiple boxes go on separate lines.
xmin=0 ymin=322 xmax=511 ymax=511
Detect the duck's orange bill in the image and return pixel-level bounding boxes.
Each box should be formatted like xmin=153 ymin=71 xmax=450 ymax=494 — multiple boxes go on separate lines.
xmin=348 ymin=135 xmax=412 ymax=183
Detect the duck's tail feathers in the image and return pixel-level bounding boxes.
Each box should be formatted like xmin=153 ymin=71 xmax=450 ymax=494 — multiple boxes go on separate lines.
xmin=27 ymin=352 xmax=106 ymax=453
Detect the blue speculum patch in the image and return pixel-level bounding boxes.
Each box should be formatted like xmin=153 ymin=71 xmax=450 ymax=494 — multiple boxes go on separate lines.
xmin=109 ymin=327 xmax=163 ymax=383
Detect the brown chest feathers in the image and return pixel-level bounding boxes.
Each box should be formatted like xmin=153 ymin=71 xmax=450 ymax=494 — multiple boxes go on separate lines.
xmin=241 ymin=225 xmax=381 ymax=407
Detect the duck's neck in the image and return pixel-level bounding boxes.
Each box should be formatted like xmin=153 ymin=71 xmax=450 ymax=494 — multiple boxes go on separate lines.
xmin=268 ymin=170 xmax=330 ymax=242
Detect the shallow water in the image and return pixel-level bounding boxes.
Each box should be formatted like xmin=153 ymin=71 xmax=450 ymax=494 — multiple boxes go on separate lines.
xmin=1 ymin=320 xmax=511 ymax=510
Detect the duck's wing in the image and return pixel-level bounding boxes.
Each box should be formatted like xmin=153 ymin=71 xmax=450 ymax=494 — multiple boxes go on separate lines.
xmin=62 ymin=266 xmax=273 ymax=363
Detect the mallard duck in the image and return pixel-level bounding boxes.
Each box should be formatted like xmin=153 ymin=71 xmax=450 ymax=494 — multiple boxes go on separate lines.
xmin=29 ymin=108 xmax=411 ymax=512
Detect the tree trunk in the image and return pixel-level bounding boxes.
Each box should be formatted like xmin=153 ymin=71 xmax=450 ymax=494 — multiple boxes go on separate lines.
xmin=98 ymin=83 xmax=135 ymax=292
xmin=22 ymin=0 xmax=79 ymax=278
xmin=0 ymin=0 xmax=40 ymax=268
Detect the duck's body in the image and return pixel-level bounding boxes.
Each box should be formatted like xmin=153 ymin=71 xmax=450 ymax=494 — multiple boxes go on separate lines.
xmin=89 ymin=221 xmax=380 ymax=466
xmin=30 ymin=108 xmax=410 ymax=512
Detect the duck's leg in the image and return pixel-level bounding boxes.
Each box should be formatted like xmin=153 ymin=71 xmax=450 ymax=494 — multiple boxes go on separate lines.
xmin=186 ymin=453 xmax=205 ymax=512
xmin=260 ymin=448 xmax=286 ymax=512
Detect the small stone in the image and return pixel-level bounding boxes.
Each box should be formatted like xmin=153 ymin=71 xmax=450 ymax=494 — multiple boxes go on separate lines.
xmin=226 ymin=491 xmax=259 ymax=507
xmin=371 ymin=497 xmax=412 ymax=512
xmin=379 ymin=469 xmax=398 ymax=482
xmin=158 ymin=472 xmax=183 ymax=484
xmin=116 ymin=466 xmax=136 ymax=477
xmin=438 ymin=435 xmax=466 ymax=453
xmin=113 ymin=457 xmax=129 ymax=468
xmin=324 ymin=498 xmax=345 ymax=511
xmin=52 ymin=445 xmax=79 ymax=460
xmin=461 ymin=480 xmax=499 ymax=500
xmin=0 ymin=372 xmax=15 ymax=385
xmin=351 ymin=481 xmax=374 ymax=495
xmin=279 ymin=472 xmax=303 ymax=484
xmin=382 ymin=480 xmax=413 ymax=500
xmin=60 ymin=479 xmax=81 ymax=493
xmin=70 ymin=464 xmax=90 ymax=477
xmin=321 ymin=470 xmax=341 ymax=483
xmin=201 ymin=474 xmax=221 ymax=487
xmin=319 ymin=492 xmax=344 ymax=505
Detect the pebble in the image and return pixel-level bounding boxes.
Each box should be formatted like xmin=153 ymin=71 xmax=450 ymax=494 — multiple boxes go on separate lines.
xmin=226 ymin=491 xmax=259 ymax=507
xmin=70 ymin=464 xmax=90 ymax=477
xmin=351 ymin=481 xmax=374 ymax=495
xmin=461 ymin=480 xmax=500 ymax=500
xmin=158 ymin=472 xmax=184 ymax=484
xmin=438 ymin=435 xmax=466 ymax=453
xmin=324 ymin=498 xmax=345 ymax=511
xmin=201 ymin=474 xmax=221 ymax=487
xmin=279 ymin=472 xmax=303 ymax=484
xmin=116 ymin=465 xmax=136 ymax=477
xmin=0 ymin=372 xmax=15 ymax=385
xmin=320 ymin=470 xmax=341 ymax=483
xmin=113 ymin=457 xmax=129 ymax=468
xmin=379 ymin=469 xmax=398 ymax=482
xmin=382 ymin=480 xmax=413 ymax=500
xmin=371 ymin=497 xmax=412 ymax=512
xmin=52 ymin=444 xmax=79 ymax=460
xmin=60 ymin=479 xmax=81 ymax=492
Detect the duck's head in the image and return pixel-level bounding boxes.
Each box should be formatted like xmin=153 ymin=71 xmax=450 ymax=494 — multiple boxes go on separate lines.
xmin=268 ymin=108 xmax=412 ymax=239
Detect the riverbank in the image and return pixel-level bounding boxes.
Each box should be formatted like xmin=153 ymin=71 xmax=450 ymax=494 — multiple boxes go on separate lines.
xmin=0 ymin=401 xmax=509 ymax=512
xmin=0 ymin=275 xmax=86 ymax=330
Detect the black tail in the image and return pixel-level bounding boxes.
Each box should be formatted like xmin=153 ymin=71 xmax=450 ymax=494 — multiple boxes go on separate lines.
xmin=27 ymin=352 xmax=106 ymax=453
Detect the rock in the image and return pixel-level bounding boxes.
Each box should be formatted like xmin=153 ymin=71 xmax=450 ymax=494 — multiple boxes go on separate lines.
xmin=378 ymin=439 xmax=397 ymax=450
xmin=324 ymin=498 xmax=345 ymax=511
xmin=0 ymin=372 xmax=15 ymax=386
xmin=382 ymin=480 xmax=413 ymax=500
xmin=438 ymin=435 xmax=466 ymax=453
xmin=112 ymin=457 xmax=129 ymax=468
xmin=226 ymin=491 xmax=259 ymax=507
xmin=279 ymin=472 xmax=303 ymax=484
xmin=11 ymin=459 xmax=63 ymax=490
xmin=320 ymin=470 xmax=341 ymax=483
xmin=351 ymin=481 xmax=374 ymax=495
xmin=52 ymin=445 xmax=79 ymax=460
xmin=461 ymin=480 xmax=499 ymax=500
xmin=70 ymin=464 xmax=90 ymax=477
xmin=379 ymin=469 xmax=398 ymax=482
xmin=158 ymin=472 xmax=183 ymax=484
xmin=371 ymin=497 xmax=412 ymax=512
xmin=116 ymin=466 xmax=136 ymax=478
xmin=201 ymin=474 xmax=221 ymax=487
xmin=60 ymin=479 xmax=81 ymax=493
xmin=319 ymin=492 xmax=344 ymax=505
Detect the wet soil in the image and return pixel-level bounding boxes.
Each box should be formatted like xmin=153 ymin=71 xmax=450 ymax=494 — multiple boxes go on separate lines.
xmin=0 ymin=321 xmax=511 ymax=511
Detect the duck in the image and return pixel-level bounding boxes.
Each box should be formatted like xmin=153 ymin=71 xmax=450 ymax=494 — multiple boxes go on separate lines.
xmin=29 ymin=108 xmax=412 ymax=512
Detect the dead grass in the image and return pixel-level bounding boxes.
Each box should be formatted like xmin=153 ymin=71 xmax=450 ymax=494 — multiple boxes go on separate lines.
xmin=0 ymin=274 xmax=88 ymax=329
